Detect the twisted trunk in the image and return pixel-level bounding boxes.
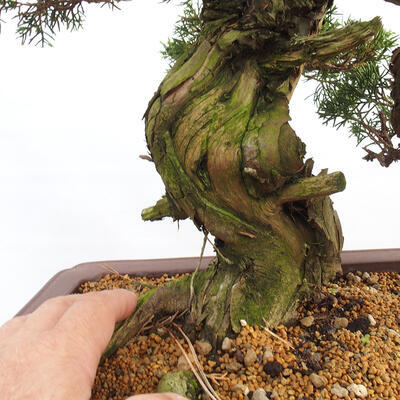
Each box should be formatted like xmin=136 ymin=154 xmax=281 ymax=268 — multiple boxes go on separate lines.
xmin=105 ymin=0 xmax=382 ymax=356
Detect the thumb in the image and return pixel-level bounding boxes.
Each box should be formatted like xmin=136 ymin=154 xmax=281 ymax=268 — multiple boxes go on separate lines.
xmin=126 ymin=393 xmax=188 ymax=400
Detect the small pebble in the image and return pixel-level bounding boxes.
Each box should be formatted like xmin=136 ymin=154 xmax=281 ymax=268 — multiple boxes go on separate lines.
xmin=333 ymin=317 xmax=349 ymax=329
xmin=195 ymin=340 xmax=212 ymax=355
xmin=262 ymin=350 xmax=274 ymax=363
xmin=226 ymin=362 xmax=242 ymax=372
xmin=235 ymin=349 xmax=244 ymax=363
xmin=362 ymin=272 xmax=371 ymax=281
xmin=252 ymin=388 xmax=268 ymax=400
xmin=387 ymin=328 xmax=400 ymax=337
xmin=232 ymin=384 xmax=248 ymax=394
xmin=240 ymin=319 xmax=248 ymax=327
xmin=310 ymin=373 xmax=326 ymax=388
xmin=347 ymin=383 xmax=368 ymax=398
xmin=244 ymin=348 xmax=258 ymax=366
xmin=177 ymin=355 xmax=191 ymax=371
xmin=331 ymin=383 xmax=349 ymax=398
xmin=263 ymin=361 xmax=283 ymax=377
xmin=270 ymin=390 xmax=279 ymax=399
xmin=300 ymin=316 xmax=314 ymax=327
xmin=346 ymin=272 xmax=356 ymax=281
xmin=368 ymin=314 xmax=377 ymax=326
xmin=367 ymin=275 xmax=379 ymax=285
xmin=221 ymin=337 xmax=232 ymax=351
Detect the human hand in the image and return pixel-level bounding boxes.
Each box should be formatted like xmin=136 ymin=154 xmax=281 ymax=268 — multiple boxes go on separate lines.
xmin=0 ymin=290 xmax=187 ymax=400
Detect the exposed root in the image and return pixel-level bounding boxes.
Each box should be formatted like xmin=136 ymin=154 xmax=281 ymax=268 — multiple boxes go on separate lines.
xmin=206 ymin=373 xmax=229 ymax=387
xmin=190 ymin=232 xmax=208 ymax=309
xmin=136 ymin=315 xmax=154 ymax=336
xmin=206 ymin=237 xmax=233 ymax=265
xmin=140 ymin=310 xmax=189 ymax=335
xmin=103 ymin=278 xmax=191 ymax=359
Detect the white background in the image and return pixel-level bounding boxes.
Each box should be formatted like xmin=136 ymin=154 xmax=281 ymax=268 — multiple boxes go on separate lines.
xmin=0 ymin=0 xmax=399 ymax=325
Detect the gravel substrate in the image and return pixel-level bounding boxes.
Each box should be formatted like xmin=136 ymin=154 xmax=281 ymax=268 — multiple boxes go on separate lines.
xmin=77 ymin=271 xmax=400 ymax=400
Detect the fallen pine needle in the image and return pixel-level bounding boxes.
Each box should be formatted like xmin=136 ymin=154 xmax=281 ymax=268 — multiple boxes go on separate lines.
xmin=173 ymin=323 xmax=221 ymax=400
xmin=262 ymin=318 xmax=294 ymax=350
xmin=99 ymin=263 xmax=121 ymax=276
xmin=166 ymin=328 xmax=220 ymax=400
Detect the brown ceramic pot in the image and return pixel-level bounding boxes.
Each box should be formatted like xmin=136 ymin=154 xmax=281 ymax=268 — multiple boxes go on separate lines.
xmin=16 ymin=249 xmax=400 ymax=317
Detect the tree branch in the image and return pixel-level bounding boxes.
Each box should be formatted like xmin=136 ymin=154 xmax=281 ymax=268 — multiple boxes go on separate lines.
xmin=267 ymin=17 xmax=382 ymax=70
xmin=385 ymin=0 xmax=400 ymax=5
xmin=277 ymin=171 xmax=346 ymax=205
xmin=141 ymin=196 xmax=188 ymax=222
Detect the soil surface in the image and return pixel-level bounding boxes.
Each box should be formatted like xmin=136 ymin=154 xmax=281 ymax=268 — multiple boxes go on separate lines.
xmin=77 ymin=270 xmax=400 ymax=400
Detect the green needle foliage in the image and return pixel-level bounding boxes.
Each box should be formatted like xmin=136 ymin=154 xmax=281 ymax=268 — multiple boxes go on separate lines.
xmin=0 ymin=0 xmax=122 ymax=46
xmin=161 ymin=0 xmax=202 ymax=67
xmin=304 ymin=6 xmax=399 ymax=167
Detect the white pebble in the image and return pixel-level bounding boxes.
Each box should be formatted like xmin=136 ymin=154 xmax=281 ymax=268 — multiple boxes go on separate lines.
xmin=252 ymin=388 xmax=268 ymax=400
xmin=347 ymin=383 xmax=368 ymax=398
xmin=362 ymin=272 xmax=370 ymax=280
xmin=177 ymin=355 xmax=191 ymax=371
xmin=232 ymin=384 xmax=249 ymax=396
xmin=263 ymin=350 xmax=274 ymax=363
xmin=240 ymin=319 xmax=247 ymax=327
xmin=221 ymin=337 xmax=232 ymax=351
xmin=331 ymin=383 xmax=349 ymax=398
xmin=367 ymin=314 xmax=376 ymax=326
xmin=270 ymin=391 xmax=279 ymax=399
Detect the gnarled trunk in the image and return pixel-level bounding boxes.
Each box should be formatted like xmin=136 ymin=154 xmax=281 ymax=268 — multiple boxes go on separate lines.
xmin=105 ymin=0 xmax=381 ymax=356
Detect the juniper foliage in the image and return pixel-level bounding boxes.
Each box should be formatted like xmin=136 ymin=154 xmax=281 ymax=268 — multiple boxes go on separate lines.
xmin=161 ymin=0 xmax=202 ymax=67
xmin=0 ymin=0 xmax=121 ymax=46
xmin=304 ymin=6 xmax=399 ymax=167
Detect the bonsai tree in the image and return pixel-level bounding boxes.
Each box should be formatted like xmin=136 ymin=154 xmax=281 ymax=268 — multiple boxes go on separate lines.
xmin=2 ymin=0 xmax=399 ymax=354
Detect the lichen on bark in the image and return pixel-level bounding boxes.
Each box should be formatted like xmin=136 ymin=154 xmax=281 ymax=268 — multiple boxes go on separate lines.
xmin=105 ymin=0 xmax=382 ymax=356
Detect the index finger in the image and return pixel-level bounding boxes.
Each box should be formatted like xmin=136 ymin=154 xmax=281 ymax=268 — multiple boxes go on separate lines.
xmin=83 ymin=289 xmax=138 ymax=323
xmin=52 ymin=289 xmax=137 ymax=373
xmin=59 ymin=288 xmax=137 ymax=324
xmin=54 ymin=289 xmax=137 ymax=346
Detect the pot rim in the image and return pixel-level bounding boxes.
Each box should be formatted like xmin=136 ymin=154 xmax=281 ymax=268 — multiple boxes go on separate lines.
xmin=15 ymin=248 xmax=400 ymax=317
